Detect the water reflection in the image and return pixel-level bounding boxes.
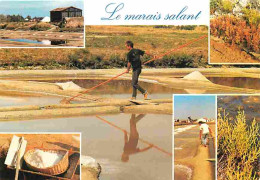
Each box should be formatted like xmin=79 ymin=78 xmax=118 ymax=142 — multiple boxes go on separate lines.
xmin=208 ymin=77 xmax=260 ymax=90
xmin=121 ymin=114 xmax=153 ymax=162
xmin=0 ymin=114 xmax=172 ymax=180
xmin=44 ymin=79 xmax=176 ymax=94
xmin=1 ymin=38 xmax=67 ymax=46
xmin=218 ymin=96 xmax=260 ymax=122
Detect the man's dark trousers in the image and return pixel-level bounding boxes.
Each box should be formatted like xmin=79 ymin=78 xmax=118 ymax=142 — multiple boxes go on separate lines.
xmin=132 ymin=68 xmax=146 ymax=97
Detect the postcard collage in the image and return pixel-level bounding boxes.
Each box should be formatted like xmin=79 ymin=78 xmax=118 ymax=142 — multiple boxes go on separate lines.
xmin=0 ymin=0 xmax=259 ymax=180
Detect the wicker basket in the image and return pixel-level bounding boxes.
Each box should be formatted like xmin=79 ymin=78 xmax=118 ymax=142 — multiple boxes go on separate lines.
xmin=24 ymin=149 xmax=69 ymax=175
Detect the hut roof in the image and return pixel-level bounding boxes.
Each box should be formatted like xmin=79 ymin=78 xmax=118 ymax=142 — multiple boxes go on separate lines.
xmin=50 ymin=6 xmax=82 ymax=12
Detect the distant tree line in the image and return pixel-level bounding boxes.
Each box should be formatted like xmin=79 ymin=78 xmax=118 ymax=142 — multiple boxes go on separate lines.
xmin=0 ymin=14 xmax=33 ymax=22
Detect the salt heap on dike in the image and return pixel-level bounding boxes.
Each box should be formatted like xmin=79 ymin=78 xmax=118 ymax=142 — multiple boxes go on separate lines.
xmin=27 ymin=149 xmax=64 ymax=168
xmin=183 ymin=71 xmax=211 ymax=82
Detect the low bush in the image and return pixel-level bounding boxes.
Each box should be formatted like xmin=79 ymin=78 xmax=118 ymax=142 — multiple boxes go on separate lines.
xmin=211 ymin=16 xmax=260 ymax=53
xmin=30 ymin=22 xmax=52 ymax=31
xmin=0 ymin=23 xmax=7 ymax=29
xmin=153 ymin=25 xmax=173 ymax=29
xmin=5 ymin=23 xmax=19 ymax=30
xmin=242 ymin=8 xmax=260 ymax=26
xmin=67 ymin=52 xmax=200 ymax=69
xmin=176 ymin=25 xmax=197 ymax=30
xmin=218 ymin=109 xmax=260 ymax=180
xmin=65 ymin=17 xmax=84 ymax=28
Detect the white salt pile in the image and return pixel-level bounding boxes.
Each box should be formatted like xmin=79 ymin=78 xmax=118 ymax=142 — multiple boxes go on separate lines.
xmin=81 ymin=156 xmax=99 ymax=168
xmin=27 ymin=149 xmax=64 ymax=168
xmin=183 ymin=71 xmax=211 ymax=82
xmin=56 ymin=81 xmax=84 ymax=91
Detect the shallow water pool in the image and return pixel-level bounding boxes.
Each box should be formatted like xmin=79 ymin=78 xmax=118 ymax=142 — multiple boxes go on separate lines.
xmin=0 ymin=113 xmax=172 ymax=180
xmin=1 ymin=38 xmax=67 ymax=45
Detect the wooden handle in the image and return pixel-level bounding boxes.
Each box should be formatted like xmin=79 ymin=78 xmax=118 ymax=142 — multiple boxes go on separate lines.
xmin=14 ymin=140 xmax=22 ymax=180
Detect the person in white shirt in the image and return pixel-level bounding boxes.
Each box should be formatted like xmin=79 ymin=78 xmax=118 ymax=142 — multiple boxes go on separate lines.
xmin=198 ymin=118 xmax=212 ymax=147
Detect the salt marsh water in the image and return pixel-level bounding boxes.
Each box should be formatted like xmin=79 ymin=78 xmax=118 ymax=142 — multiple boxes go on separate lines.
xmin=0 ymin=95 xmax=62 ymax=107
xmin=1 ymin=38 xmax=67 ymax=45
xmin=46 ymin=79 xmax=179 ymax=97
xmin=208 ymin=77 xmax=260 ymax=90
xmin=218 ymin=96 xmax=260 ymax=122
xmin=0 ymin=114 xmax=172 ymax=180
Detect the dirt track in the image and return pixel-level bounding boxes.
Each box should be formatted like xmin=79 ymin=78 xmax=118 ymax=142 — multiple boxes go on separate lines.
xmin=210 ymin=37 xmax=260 ymax=64
xmin=174 ymin=123 xmax=215 ymax=180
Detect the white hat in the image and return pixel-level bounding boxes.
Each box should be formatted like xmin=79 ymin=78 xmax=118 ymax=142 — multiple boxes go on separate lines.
xmin=198 ymin=118 xmax=206 ymax=123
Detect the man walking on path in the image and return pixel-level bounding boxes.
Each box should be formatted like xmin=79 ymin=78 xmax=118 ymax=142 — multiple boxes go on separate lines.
xmin=125 ymin=40 xmax=155 ymax=100
xmin=198 ymin=118 xmax=213 ymax=147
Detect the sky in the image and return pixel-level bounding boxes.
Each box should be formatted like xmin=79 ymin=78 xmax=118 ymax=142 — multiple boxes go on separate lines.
xmin=174 ymin=95 xmax=216 ymax=120
xmin=0 ymin=0 xmax=84 ymax=17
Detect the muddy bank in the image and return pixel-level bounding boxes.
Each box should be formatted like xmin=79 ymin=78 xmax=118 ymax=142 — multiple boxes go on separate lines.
xmin=123 ymin=103 xmax=172 ymax=114
xmin=0 ymin=106 xmax=120 ymax=121
xmin=0 ymin=80 xmax=103 ymax=102
xmin=0 ymin=97 xmax=172 ymax=121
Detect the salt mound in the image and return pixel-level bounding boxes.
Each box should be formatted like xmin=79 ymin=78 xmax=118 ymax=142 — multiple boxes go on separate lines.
xmin=81 ymin=156 xmax=99 ymax=169
xmin=27 ymin=149 xmax=63 ymax=168
xmin=183 ymin=71 xmax=210 ymax=82
xmin=81 ymin=156 xmax=101 ymax=176
xmin=41 ymin=16 xmax=50 ymax=22
xmin=56 ymin=81 xmax=84 ymax=91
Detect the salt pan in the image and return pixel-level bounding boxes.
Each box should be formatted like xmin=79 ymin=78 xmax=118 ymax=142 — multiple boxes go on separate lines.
xmin=27 ymin=149 xmax=64 ymax=168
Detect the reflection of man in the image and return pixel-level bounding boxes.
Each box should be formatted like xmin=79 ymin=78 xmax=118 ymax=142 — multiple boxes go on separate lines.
xmin=121 ymin=114 xmax=153 ymax=162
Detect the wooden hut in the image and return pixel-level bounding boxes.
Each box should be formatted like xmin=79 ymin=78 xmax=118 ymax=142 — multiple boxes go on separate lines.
xmin=50 ymin=6 xmax=82 ymax=22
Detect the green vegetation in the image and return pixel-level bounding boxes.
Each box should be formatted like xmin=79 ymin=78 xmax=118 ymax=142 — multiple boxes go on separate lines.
xmin=67 ymin=51 xmax=201 ymax=69
xmin=218 ymin=110 xmax=260 ymax=180
xmin=210 ymin=0 xmax=260 ymax=18
xmin=210 ymin=0 xmax=234 ymax=14
xmin=29 ymin=22 xmax=52 ymax=31
xmin=0 ymin=26 xmax=208 ymax=69
xmin=85 ymin=26 xmax=208 ymax=68
xmin=242 ymin=8 xmax=260 ymax=26
xmin=210 ymin=0 xmax=221 ymax=14
xmin=0 ymin=14 xmax=25 ymax=22
xmin=0 ymin=14 xmax=84 ymax=32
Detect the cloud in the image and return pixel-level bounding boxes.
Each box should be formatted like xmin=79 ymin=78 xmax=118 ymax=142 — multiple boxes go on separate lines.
xmin=0 ymin=0 xmax=82 ymax=1
xmin=0 ymin=0 xmax=84 ymax=17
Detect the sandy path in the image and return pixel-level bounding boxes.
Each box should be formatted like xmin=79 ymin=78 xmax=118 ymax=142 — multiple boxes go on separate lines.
xmin=210 ymin=38 xmax=259 ymax=64
xmin=174 ymin=123 xmax=215 ymax=180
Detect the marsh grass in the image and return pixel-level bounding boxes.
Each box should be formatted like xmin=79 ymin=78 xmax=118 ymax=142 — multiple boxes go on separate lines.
xmin=30 ymin=22 xmax=52 ymax=31
xmin=0 ymin=25 xmax=208 ymax=69
xmin=218 ymin=109 xmax=260 ymax=180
